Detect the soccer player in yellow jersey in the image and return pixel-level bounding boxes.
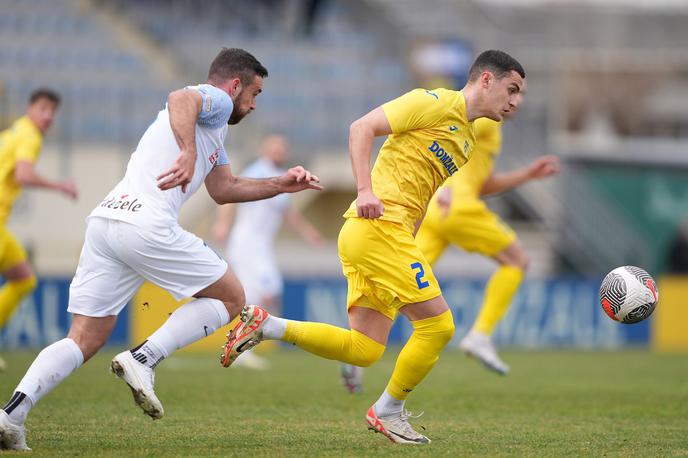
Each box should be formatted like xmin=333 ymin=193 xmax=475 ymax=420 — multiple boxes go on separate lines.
xmin=221 ymin=50 xmax=526 ymax=444
xmin=0 ymin=89 xmax=78 ymax=336
xmin=416 ymin=112 xmax=560 ymax=375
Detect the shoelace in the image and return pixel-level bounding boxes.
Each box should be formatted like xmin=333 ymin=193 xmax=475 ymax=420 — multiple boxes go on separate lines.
xmin=394 ymin=410 xmax=426 ymax=437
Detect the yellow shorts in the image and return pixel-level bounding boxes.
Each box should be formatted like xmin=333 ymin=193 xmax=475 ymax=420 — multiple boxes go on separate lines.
xmin=0 ymin=225 xmax=28 ymax=272
xmin=417 ymin=201 xmax=517 ymax=264
xmin=338 ymin=218 xmax=441 ymax=320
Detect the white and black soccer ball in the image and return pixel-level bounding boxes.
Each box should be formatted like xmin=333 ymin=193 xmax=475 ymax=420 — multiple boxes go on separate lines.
xmin=599 ymin=266 xmax=658 ymax=324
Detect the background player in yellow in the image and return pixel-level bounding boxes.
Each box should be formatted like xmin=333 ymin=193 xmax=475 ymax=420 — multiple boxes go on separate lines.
xmin=417 ymin=110 xmax=560 ymax=375
xmin=221 ymin=50 xmax=526 ymax=444
xmin=0 ymin=89 xmax=78 ymax=369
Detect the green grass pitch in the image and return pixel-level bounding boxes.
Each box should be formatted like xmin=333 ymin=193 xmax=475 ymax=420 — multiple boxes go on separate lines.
xmin=1 ymin=348 xmax=686 ymax=456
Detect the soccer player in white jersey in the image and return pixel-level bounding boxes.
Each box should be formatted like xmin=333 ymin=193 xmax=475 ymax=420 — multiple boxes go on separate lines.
xmin=212 ymin=134 xmax=323 ymax=369
xmin=0 ymin=48 xmax=322 ymax=451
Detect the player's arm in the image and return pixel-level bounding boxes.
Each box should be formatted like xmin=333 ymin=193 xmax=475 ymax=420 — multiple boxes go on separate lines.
xmin=349 ymin=107 xmax=392 ymax=218
xmin=350 ymin=89 xmax=446 ymax=218
xmin=210 ymin=203 xmax=236 ymax=244
xmin=480 ymin=155 xmax=560 ymax=196
xmin=205 ymin=163 xmax=323 ymax=205
xmin=284 ymin=207 xmax=324 ymax=246
xmin=157 ymin=89 xmax=203 ymax=192
xmin=435 ymin=186 xmax=452 ymax=216
xmin=14 ymin=161 xmax=78 ymax=199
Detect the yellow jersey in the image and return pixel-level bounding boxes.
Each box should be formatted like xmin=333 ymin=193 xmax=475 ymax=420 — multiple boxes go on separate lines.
xmin=0 ymin=116 xmax=43 ymax=225
xmin=444 ymin=117 xmax=502 ymax=208
xmin=343 ymin=88 xmax=476 ymax=232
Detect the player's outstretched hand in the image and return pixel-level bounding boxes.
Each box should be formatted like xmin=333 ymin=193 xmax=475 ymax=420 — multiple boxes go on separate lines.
xmin=278 ymin=166 xmax=323 ymax=193
xmin=60 ymin=179 xmax=78 ymax=200
xmin=356 ymin=189 xmax=384 ymax=219
xmin=528 ymin=155 xmax=561 ymax=179
xmin=157 ymin=150 xmax=196 ymax=192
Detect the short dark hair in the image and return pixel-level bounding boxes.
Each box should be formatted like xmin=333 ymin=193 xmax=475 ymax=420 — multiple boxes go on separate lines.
xmin=29 ymin=88 xmax=60 ymax=107
xmin=208 ymin=48 xmax=268 ymax=86
xmin=468 ymin=50 xmax=525 ymax=82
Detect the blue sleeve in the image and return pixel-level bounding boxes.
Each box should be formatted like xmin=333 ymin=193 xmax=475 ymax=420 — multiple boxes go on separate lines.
xmin=216 ymin=147 xmax=229 ymax=167
xmin=186 ymin=84 xmax=233 ymax=129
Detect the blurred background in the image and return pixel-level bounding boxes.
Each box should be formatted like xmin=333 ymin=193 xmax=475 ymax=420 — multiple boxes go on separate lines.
xmin=1 ymin=0 xmax=687 ymax=352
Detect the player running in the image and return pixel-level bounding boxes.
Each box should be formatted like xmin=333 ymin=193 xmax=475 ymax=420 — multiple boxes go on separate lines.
xmin=0 ymin=89 xmax=78 ymax=370
xmin=0 ymin=48 xmax=321 ymax=451
xmin=221 ymin=50 xmax=526 ymax=444
xmin=340 ymin=110 xmax=560 ymax=390
xmin=417 ymin=114 xmax=559 ymax=375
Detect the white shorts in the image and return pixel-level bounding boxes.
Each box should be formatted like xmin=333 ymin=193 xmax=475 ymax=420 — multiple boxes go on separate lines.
xmin=68 ymin=217 xmax=227 ymax=317
xmin=228 ymin=248 xmax=282 ymax=304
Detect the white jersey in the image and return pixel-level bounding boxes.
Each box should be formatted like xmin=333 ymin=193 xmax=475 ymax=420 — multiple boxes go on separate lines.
xmin=227 ymin=158 xmax=290 ymax=255
xmin=90 ymin=84 xmax=232 ymax=230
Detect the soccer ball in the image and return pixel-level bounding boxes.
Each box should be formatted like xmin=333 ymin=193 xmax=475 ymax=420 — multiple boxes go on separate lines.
xmin=599 ymin=266 xmax=658 ymax=323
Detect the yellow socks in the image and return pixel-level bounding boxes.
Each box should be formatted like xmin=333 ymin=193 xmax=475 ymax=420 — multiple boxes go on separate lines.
xmin=386 ymin=309 xmax=455 ymax=400
xmin=283 ymin=321 xmax=385 ymax=367
xmin=0 ymin=276 xmax=37 ymax=327
xmin=474 ymin=265 xmax=524 ymax=335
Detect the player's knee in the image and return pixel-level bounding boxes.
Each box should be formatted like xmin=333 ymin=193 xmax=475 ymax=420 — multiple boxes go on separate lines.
xmin=414 ymin=310 xmax=455 ymax=346
xmin=11 ymin=275 xmax=37 ymax=295
xmin=515 ymin=249 xmax=530 ymax=271
xmin=502 ymin=243 xmax=529 ymax=271
xmin=350 ymin=346 xmax=384 ymax=367
xmin=350 ymin=331 xmax=385 ymax=367
xmin=434 ymin=315 xmax=456 ymax=346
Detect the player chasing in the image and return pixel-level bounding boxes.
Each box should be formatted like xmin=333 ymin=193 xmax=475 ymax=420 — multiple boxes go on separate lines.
xmin=212 ymin=134 xmax=323 ymax=370
xmin=418 ymin=114 xmax=559 ymax=375
xmin=0 ymin=48 xmax=322 ymax=451
xmin=0 ymin=89 xmax=78 ymax=371
xmin=221 ymin=50 xmax=526 ymax=445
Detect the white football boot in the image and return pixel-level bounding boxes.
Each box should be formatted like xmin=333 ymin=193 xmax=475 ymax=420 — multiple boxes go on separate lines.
xmin=0 ymin=410 xmax=30 ymax=451
xmin=340 ymin=364 xmax=363 ymax=394
xmin=111 ymin=351 xmax=164 ymax=419
xmin=366 ymin=406 xmax=430 ymax=444
xmin=459 ymin=330 xmax=509 ymax=375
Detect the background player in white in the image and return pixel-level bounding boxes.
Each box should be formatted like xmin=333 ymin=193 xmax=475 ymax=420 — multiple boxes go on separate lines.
xmin=0 ymin=48 xmax=322 ymax=451
xmin=212 ymin=134 xmax=323 ymax=369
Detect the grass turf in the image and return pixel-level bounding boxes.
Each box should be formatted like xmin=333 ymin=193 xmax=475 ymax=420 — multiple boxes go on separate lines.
xmin=0 ymin=348 xmax=686 ymax=456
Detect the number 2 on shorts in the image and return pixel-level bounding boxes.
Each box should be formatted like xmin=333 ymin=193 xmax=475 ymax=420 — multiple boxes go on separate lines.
xmin=411 ymin=262 xmax=429 ymax=289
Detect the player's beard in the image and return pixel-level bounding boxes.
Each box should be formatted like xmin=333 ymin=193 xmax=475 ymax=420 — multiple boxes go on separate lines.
xmin=228 ymin=106 xmax=250 ymax=125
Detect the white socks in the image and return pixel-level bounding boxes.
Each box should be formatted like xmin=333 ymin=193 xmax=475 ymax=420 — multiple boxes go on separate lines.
xmin=132 ymin=298 xmax=229 ymax=368
xmin=4 ymin=338 xmax=84 ymax=425
xmin=374 ymin=389 xmax=405 ymax=418
xmin=262 ymin=315 xmax=287 ymax=340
